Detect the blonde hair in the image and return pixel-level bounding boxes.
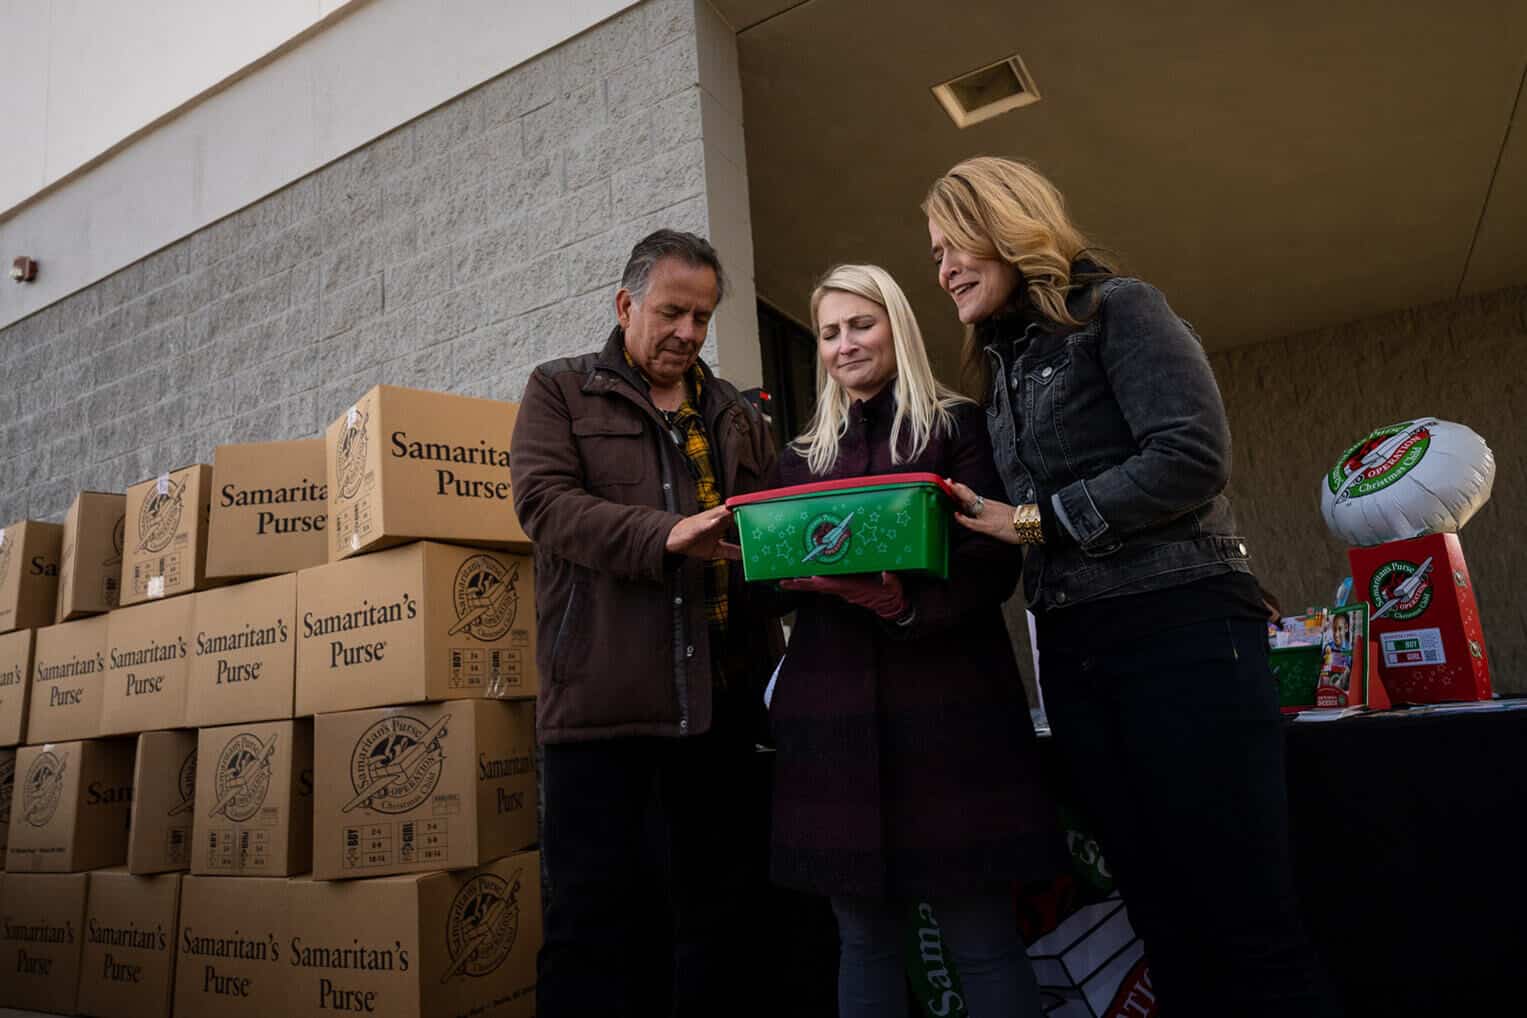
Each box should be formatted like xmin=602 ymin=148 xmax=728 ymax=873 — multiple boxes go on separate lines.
xmin=922 ymin=156 xmax=1113 ymax=397
xmin=792 ymin=264 xmax=970 ymax=476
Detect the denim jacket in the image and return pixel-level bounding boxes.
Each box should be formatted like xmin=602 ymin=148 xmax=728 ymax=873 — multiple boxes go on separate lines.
xmin=984 ymin=275 xmax=1251 ymax=611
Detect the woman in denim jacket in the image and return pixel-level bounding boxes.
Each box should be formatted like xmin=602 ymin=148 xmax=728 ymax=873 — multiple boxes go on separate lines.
xmin=927 ymin=157 xmax=1338 ymax=1018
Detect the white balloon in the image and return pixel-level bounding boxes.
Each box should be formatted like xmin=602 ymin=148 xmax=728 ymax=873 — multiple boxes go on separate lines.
xmin=1319 ymin=418 xmax=1495 ymax=547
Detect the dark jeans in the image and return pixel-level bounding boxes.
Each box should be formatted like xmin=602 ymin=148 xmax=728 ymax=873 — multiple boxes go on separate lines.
xmin=537 ymin=715 xmax=760 ymax=1018
xmin=1041 ymin=617 xmax=1340 ymax=1018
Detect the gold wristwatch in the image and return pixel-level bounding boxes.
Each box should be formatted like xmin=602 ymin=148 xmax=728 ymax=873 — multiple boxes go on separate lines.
xmin=1011 ymin=503 xmax=1044 ymax=544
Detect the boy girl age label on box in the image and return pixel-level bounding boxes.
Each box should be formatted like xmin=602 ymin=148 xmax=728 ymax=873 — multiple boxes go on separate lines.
xmin=57 ymin=491 xmax=126 ymax=622
xmin=174 ymin=874 xmax=290 ymax=1015
xmin=1 ymin=870 xmax=91 ymax=1012
xmin=78 ymin=869 xmax=183 ymax=1018
xmin=29 ymin=614 xmax=110 ymax=743
xmin=122 ymin=465 xmax=214 ymax=606
xmin=313 ymin=699 xmax=535 ymax=880
xmin=102 ymin=596 xmax=195 ymax=736
xmin=0 ymin=627 xmax=34 ymax=745
xmin=206 ymin=440 xmax=328 ymax=579
xmin=296 ymin=542 xmax=536 ymax=715
xmin=7 ymin=738 xmax=135 ymax=872
xmin=188 ymin=573 xmax=298 ymax=726
xmin=0 ymin=520 xmax=64 ymax=633
xmin=193 ymin=719 xmax=313 ymax=877
xmin=326 ymin=385 xmax=529 ymax=562
xmin=286 ymin=849 xmax=542 ymax=1018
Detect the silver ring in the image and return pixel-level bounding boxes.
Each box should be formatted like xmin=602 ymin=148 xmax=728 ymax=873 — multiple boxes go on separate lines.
xmin=969 ymin=495 xmax=986 ymax=517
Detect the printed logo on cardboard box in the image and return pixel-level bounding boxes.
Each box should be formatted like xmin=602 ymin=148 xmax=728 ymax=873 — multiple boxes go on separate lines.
xmin=451 ymin=556 xmax=519 ymax=641
xmin=1370 ymin=558 xmax=1434 ymax=622
xmin=337 ymin=407 xmax=369 ymax=500
xmin=443 ymin=867 xmax=523 ymax=982
xmin=23 ymin=750 xmax=67 ymax=827
xmin=139 ymin=478 xmax=187 ymax=554
xmin=171 ymin=746 xmax=198 ymax=817
xmin=211 ymin=733 xmax=278 ymax=822
xmin=344 ymin=714 xmax=449 ymax=815
xmin=0 ymin=529 xmax=13 ymax=583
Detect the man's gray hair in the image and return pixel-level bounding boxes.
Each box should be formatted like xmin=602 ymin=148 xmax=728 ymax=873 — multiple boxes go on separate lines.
xmin=619 ymin=229 xmax=727 ymax=305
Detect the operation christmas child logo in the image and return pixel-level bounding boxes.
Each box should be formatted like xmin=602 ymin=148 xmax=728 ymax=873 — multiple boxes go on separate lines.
xmin=23 ymin=750 xmax=67 ymax=828
xmin=0 ymin=528 xmax=13 ymax=584
xmin=336 ymin=405 xmax=370 ymax=500
xmin=1370 ymin=558 xmax=1434 ymax=622
xmin=1327 ymin=420 xmax=1433 ymax=502
xmin=138 ymin=476 xmax=187 ymax=553
xmin=450 ymin=556 xmax=518 ymax=642
xmin=442 ymin=869 xmax=522 ymax=982
xmin=343 ymin=714 xmax=450 ymax=815
xmin=210 ymin=733 xmax=276 ymax=822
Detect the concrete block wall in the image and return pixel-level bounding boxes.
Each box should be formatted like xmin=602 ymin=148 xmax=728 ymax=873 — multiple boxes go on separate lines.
xmin=0 ymin=0 xmax=730 ymax=525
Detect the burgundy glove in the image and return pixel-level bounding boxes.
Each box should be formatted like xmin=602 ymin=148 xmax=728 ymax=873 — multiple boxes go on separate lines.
xmin=780 ymin=571 xmax=908 ymax=620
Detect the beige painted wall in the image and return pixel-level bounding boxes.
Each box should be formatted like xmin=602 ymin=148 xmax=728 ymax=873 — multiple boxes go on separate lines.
xmin=1005 ymin=283 xmax=1525 ymax=704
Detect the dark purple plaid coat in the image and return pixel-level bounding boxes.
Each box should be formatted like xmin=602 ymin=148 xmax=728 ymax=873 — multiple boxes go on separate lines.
xmin=768 ymin=388 xmax=1062 ymax=900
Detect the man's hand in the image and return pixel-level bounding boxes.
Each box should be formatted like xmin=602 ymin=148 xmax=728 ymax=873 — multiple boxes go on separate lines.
xmin=666 ymin=505 xmax=741 ymax=561
xmin=780 ymin=572 xmax=907 ymax=620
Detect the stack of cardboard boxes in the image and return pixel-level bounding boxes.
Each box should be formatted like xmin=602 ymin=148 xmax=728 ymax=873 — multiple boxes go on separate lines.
xmin=0 ymin=384 xmax=543 ymax=1018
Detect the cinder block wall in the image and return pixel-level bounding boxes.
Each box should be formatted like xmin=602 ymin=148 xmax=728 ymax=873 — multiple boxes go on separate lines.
xmin=0 ymin=0 xmax=711 ymax=524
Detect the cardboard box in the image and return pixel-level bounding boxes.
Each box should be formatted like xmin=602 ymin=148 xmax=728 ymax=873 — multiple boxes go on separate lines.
xmin=193 ymin=718 xmax=313 ymax=876
xmin=121 ymin=464 xmax=214 ymax=607
xmin=296 ymin=541 xmax=536 ymax=715
xmin=101 ymin=595 xmax=195 ymax=736
xmin=29 ymin=613 xmax=111 ymax=743
xmin=325 ymin=385 xmax=529 ymax=562
xmin=288 ymin=849 xmax=542 ymax=1018
xmin=79 ymin=868 xmax=183 ymax=1018
xmin=0 ymin=626 xmax=33 ymax=746
xmin=0 ymin=870 xmax=90 ymax=1012
xmin=57 ymin=490 xmax=127 ymax=622
xmin=187 ymin=573 xmax=298 ymax=727
xmin=207 ymin=440 xmax=329 ymax=579
xmin=0 ymin=746 xmax=14 ymax=860
xmin=174 ymin=874 xmax=291 ymax=1016
xmin=6 ymin=738 xmax=135 ymax=872
xmin=128 ymin=730 xmax=199 ymax=874
xmin=0 ymin=519 xmax=64 ymax=633
xmin=1348 ymin=532 xmax=1492 ymax=704
xmin=312 ymin=699 xmax=535 ymax=880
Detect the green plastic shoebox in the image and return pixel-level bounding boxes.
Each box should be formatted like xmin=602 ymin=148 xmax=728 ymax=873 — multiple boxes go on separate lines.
xmin=725 ymin=472 xmax=955 ymax=582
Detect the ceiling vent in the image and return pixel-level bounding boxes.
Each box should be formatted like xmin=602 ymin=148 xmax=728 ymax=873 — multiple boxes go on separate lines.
xmin=932 ymin=55 xmax=1041 ymax=129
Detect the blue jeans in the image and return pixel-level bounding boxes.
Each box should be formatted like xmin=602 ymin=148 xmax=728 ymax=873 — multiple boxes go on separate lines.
xmin=831 ymin=895 xmax=1043 ymax=1018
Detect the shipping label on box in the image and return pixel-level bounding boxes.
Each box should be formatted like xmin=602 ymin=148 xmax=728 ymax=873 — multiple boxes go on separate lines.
xmin=0 ymin=520 xmax=64 ymax=633
xmin=287 ymin=848 xmax=542 ymax=1018
xmin=296 ymin=542 xmax=536 ymax=715
xmin=79 ymin=868 xmax=183 ymax=1018
xmin=128 ymin=730 xmax=198 ymax=874
xmin=6 ymin=738 xmax=135 ymax=872
xmin=0 ymin=627 xmax=34 ymax=746
xmin=174 ymin=874 xmax=291 ymax=1016
xmin=207 ymin=440 xmax=328 ymax=579
xmin=193 ymin=718 xmax=313 ymax=877
xmin=312 ymin=699 xmax=535 ymax=880
xmin=188 ymin=573 xmax=298 ymax=726
xmin=57 ymin=491 xmax=126 ymax=622
xmin=1 ymin=746 xmax=14 ymax=858
xmin=30 ymin=614 xmax=111 ymax=743
xmin=0 ymin=870 xmax=90 ymax=1012
xmin=101 ymin=596 xmax=195 ymax=736
xmin=122 ymin=464 xmax=215 ymax=607
xmin=1348 ymin=532 xmax=1491 ymax=704
xmin=325 ymin=385 xmax=529 ymax=562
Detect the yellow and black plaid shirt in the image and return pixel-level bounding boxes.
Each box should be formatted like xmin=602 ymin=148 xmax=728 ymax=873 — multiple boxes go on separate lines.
xmin=626 ymin=353 xmax=731 ymax=685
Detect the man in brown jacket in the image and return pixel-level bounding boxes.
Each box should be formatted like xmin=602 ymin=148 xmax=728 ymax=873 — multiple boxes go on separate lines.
xmin=510 ymin=230 xmax=778 ymax=1017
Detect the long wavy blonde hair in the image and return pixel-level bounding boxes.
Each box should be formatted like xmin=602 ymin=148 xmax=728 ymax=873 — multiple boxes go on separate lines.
xmin=792 ymin=264 xmax=969 ymax=476
xmin=922 ymin=156 xmax=1114 ymax=398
